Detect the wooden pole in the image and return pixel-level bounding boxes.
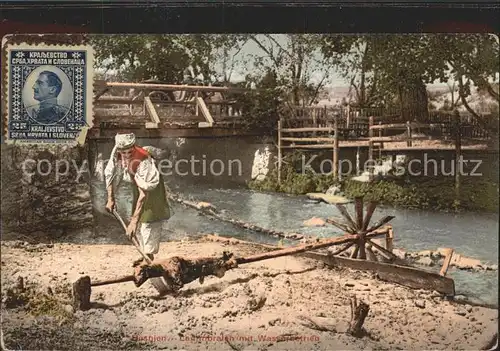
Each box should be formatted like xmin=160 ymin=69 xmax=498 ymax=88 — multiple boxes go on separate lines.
xmin=406 ymin=120 xmax=413 ymax=147
xmin=378 ymin=121 xmax=383 ymax=158
xmin=354 ymin=197 xmax=364 ymax=231
xmin=346 ymin=104 xmax=351 ymax=128
xmin=195 ymin=91 xmax=199 ymax=116
xmin=237 ymin=233 xmax=359 ymax=264
xmin=335 ymin=204 xmax=358 ymax=232
xmin=362 ymin=201 xmax=378 ymax=231
xmin=280 ymin=127 xmax=334 ymax=133
xmin=356 ymin=146 xmax=360 ymax=176
xmin=278 ymin=119 xmax=282 ymax=185
xmin=365 ymin=244 xmax=378 ymax=262
xmin=454 ymin=110 xmax=461 ymax=202
xmin=385 ymin=226 xmax=394 ymax=253
xmin=312 ymin=110 xmax=317 ymax=137
xmin=354 ymin=197 xmax=366 ymax=259
xmin=326 ymin=218 xmax=353 ymax=233
xmin=368 ymin=116 xmax=374 ymax=181
xmin=333 ymin=115 xmax=339 ymax=180
xmin=106 ymin=81 xmax=248 ymax=93
xmin=365 ymin=215 xmax=395 ymax=234
xmin=347 ymin=296 xmax=370 ymax=337
xmin=439 ymin=248 xmax=454 ymax=277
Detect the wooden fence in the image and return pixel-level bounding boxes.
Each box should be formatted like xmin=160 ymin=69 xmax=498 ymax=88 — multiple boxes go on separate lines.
xmin=282 ymin=106 xmax=491 ymax=140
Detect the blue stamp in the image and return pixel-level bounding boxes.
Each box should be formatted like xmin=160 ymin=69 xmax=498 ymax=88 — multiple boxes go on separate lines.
xmin=4 ymin=43 xmax=94 ymax=145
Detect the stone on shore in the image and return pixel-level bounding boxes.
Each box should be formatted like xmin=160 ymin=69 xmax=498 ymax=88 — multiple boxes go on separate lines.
xmin=303 ymin=217 xmax=326 ymax=227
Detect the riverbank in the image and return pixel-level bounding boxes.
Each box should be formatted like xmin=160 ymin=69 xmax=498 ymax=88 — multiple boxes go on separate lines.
xmin=1 ymin=236 xmax=498 ymax=350
xmin=248 ymin=166 xmax=499 ymax=213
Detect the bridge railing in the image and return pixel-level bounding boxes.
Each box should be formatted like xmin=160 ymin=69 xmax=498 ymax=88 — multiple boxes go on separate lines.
xmin=93 ymin=80 xmax=251 ymax=129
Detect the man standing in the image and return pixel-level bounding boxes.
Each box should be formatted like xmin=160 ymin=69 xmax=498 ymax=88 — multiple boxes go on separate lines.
xmin=104 ymin=133 xmax=171 ymax=265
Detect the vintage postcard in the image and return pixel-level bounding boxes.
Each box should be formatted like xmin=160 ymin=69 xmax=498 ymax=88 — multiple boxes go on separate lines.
xmin=2 ymin=39 xmax=94 ymax=145
xmin=1 ymin=30 xmax=498 ymax=351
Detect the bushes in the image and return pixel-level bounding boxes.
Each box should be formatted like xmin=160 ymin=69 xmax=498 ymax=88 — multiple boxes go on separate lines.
xmin=249 ymin=165 xmax=499 ymax=213
xmin=248 ymin=165 xmax=340 ymax=195
xmin=342 ymin=177 xmax=498 ymax=213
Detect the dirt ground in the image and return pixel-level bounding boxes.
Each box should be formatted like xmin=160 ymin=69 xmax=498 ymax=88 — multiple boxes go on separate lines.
xmin=1 ymin=236 xmax=498 ymax=351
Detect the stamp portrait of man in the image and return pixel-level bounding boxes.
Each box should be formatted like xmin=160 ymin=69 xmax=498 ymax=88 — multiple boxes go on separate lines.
xmin=30 ymin=70 xmax=70 ymax=124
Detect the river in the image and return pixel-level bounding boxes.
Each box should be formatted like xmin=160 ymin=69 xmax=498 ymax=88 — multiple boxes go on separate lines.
xmin=90 ymin=180 xmax=499 ymax=307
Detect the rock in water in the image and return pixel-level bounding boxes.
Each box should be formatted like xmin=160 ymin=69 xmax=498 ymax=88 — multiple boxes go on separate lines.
xmin=251 ymin=147 xmax=272 ymax=181
xmin=303 ymin=217 xmax=326 ymax=227
xmin=416 ymin=257 xmax=434 ymax=266
xmin=417 ymin=250 xmax=433 ymax=258
xmin=197 ymin=202 xmax=216 ymax=210
xmin=325 ymin=185 xmax=341 ymax=196
xmin=393 ymin=248 xmax=407 ymax=260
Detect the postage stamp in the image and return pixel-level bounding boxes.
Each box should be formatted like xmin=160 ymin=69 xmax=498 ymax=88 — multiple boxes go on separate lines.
xmin=2 ymin=41 xmax=94 ymax=145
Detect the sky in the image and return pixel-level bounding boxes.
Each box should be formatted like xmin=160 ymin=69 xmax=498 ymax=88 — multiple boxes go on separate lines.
xmin=213 ymin=35 xmax=348 ymax=87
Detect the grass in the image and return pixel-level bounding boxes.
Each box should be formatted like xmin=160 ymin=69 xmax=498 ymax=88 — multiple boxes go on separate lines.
xmin=248 ymin=152 xmax=499 ymax=213
xmin=3 ymin=280 xmax=74 ymax=322
xmin=343 ymin=176 xmax=499 ymax=213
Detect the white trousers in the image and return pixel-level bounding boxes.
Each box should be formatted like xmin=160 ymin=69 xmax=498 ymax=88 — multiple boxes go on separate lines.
xmin=135 ymin=221 xmax=163 ymax=255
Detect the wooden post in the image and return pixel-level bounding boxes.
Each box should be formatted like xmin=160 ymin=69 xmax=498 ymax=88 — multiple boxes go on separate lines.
xmin=195 ymin=91 xmax=199 ymax=116
xmin=355 ymin=197 xmax=366 ymax=259
xmin=368 ymin=116 xmax=374 ymax=181
xmin=278 ymin=119 xmax=282 ymax=185
xmin=346 ymin=104 xmax=351 ymax=128
xmin=347 ymin=296 xmax=370 ymax=337
xmin=439 ymin=248 xmax=454 ymax=277
xmin=406 ymin=120 xmax=412 ymax=147
xmin=454 ymin=110 xmax=461 ymax=202
xmin=72 ymin=276 xmax=91 ymax=311
xmin=378 ymin=121 xmax=383 ymax=158
xmin=365 ymin=244 xmax=378 ymax=262
xmin=354 ymin=197 xmax=364 ymax=231
xmin=385 ymin=226 xmax=394 ymax=253
xmin=144 ymin=96 xmax=161 ymax=129
xmin=311 ymin=110 xmax=317 ymax=137
xmin=333 ymin=115 xmax=339 ymax=180
xmin=356 ymin=146 xmax=360 ymax=176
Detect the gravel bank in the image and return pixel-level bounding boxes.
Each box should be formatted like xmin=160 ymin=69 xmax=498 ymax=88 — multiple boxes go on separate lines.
xmin=1 ymin=237 xmax=497 ymax=350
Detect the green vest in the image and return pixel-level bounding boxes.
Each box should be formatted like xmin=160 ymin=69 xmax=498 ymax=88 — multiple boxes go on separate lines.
xmin=131 ymin=171 xmax=171 ymax=223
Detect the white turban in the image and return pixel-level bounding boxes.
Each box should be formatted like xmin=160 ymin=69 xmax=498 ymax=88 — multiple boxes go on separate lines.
xmin=115 ymin=133 xmax=136 ymax=149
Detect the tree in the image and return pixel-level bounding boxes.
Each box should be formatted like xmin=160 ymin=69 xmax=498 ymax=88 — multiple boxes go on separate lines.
xmin=248 ymin=34 xmax=330 ymax=109
xmin=90 ymin=34 xmax=249 ymax=86
xmin=321 ymin=34 xmax=499 ymax=124
xmin=320 ymin=35 xmax=386 ymax=109
xmin=236 ymin=68 xmax=283 ymax=130
xmin=431 ymin=34 xmax=499 ymax=129
xmin=209 ymin=34 xmax=250 ymax=84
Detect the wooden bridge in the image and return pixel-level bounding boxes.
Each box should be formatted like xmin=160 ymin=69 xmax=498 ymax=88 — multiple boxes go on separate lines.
xmin=89 ymin=81 xmax=493 ymax=147
xmin=89 ymin=80 xmax=264 ymax=139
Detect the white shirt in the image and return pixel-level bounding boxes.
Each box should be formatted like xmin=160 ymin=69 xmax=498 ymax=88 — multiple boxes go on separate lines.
xmin=104 ymin=145 xmax=161 ymax=191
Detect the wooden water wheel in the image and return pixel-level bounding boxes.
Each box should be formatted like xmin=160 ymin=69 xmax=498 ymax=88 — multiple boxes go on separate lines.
xmin=306 ymin=194 xmax=397 ymax=262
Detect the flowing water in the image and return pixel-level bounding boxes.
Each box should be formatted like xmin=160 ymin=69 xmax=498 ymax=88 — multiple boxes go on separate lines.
xmin=90 ymin=179 xmax=499 ymax=307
